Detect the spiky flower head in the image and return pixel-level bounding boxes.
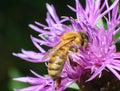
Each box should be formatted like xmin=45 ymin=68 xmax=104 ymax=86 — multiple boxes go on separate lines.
xmin=13 ymin=0 xmax=120 ymax=91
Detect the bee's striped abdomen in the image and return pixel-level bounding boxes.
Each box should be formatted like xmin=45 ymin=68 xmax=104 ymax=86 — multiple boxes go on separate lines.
xmin=48 ymin=48 xmax=68 ymax=80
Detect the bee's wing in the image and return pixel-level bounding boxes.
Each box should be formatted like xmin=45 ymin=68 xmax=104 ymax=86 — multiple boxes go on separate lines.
xmin=42 ymin=39 xmax=72 ymax=61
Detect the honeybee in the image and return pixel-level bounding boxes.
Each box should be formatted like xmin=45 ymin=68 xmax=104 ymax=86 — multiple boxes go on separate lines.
xmin=42 ymin=31 xmax=88 ymax=89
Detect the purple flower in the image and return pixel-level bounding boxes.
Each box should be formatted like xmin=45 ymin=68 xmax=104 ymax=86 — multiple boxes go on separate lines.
xmin=13 ymin=0 xmax=120 ymax=91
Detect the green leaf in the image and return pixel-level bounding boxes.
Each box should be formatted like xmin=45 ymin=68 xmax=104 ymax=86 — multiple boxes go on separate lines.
xmin=8 ymin=67 xmax=29 ymax=91
xmin=68 ymin=82 xmax=79 ymax=90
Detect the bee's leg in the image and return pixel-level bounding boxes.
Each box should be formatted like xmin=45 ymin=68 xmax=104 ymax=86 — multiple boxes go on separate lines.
xmin=55 ymin=77 xmax=61 ymax=90
xmin=69 ymin=41 xmax=79 ymax=53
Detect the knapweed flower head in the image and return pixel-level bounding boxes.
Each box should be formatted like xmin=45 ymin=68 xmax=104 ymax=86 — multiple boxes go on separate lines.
xmin=13 ymin=0 xmax=120 ymax=91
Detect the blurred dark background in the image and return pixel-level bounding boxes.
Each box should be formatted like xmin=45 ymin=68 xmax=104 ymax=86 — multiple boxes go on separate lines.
xmin=0 ymin=0 xmax=119 ymax=91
